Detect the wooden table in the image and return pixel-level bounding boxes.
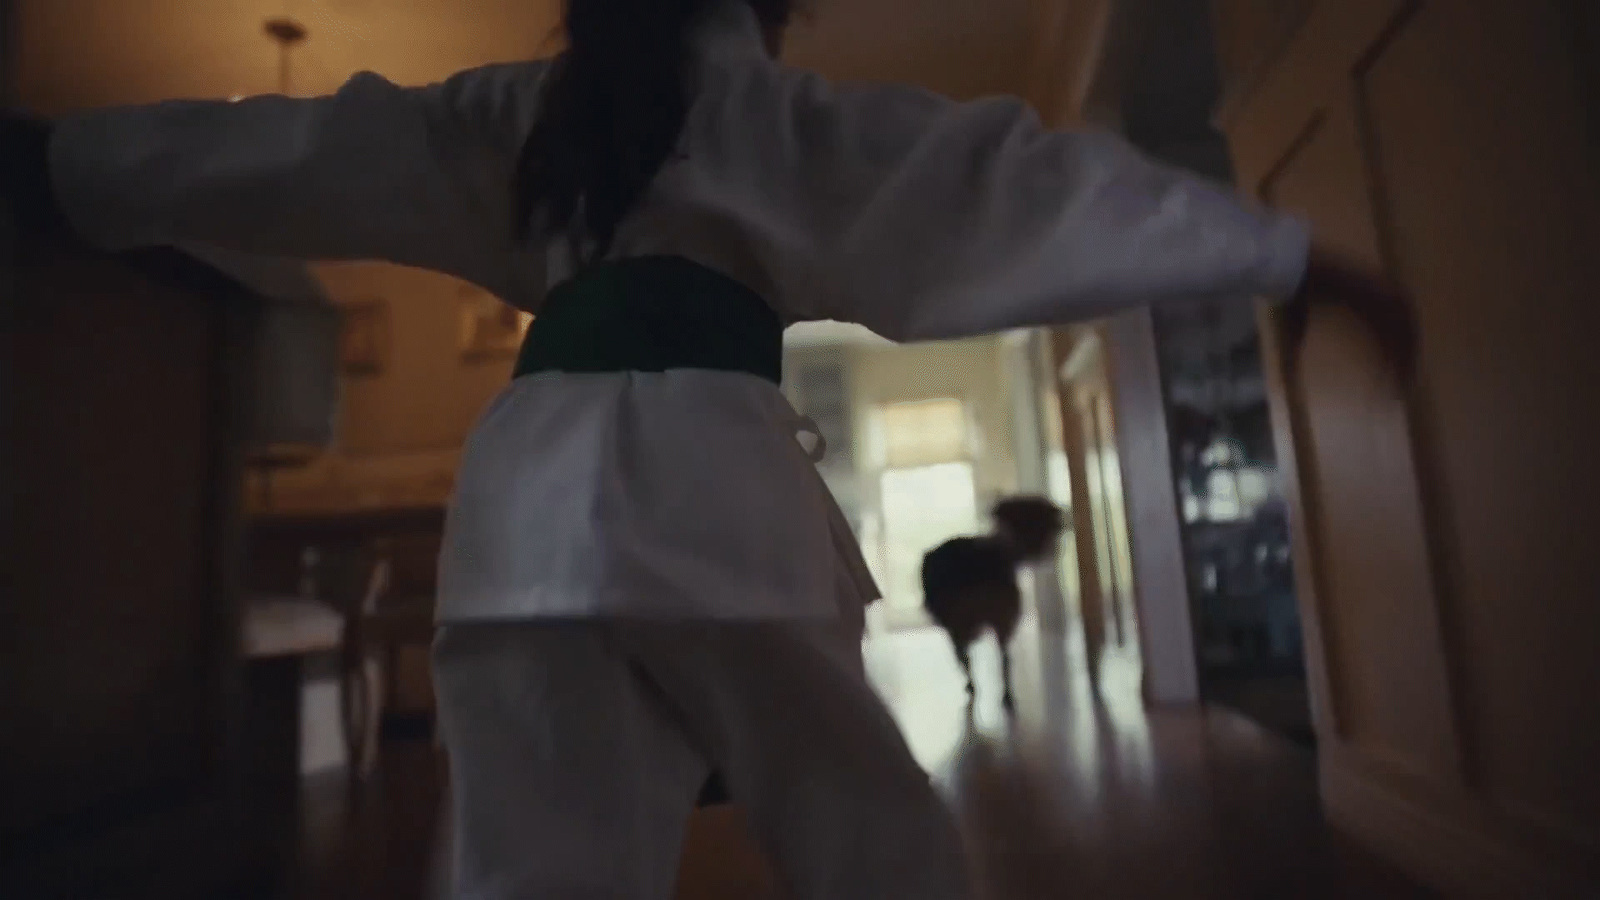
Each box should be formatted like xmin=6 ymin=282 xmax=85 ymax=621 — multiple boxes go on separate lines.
xmin=245 ymin=596 xmax=343 ymax=659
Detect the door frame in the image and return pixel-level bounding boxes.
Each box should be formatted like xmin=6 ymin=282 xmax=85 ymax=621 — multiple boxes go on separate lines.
xmin=1054 ymin=317 xmax=1201 ymax=703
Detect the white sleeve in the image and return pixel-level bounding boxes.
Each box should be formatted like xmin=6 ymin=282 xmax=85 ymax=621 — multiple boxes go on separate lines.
xmin=46 ymin=63 xmax=544 ymax=293
xmin=779 ymin=79 xmax=1310 ymax=342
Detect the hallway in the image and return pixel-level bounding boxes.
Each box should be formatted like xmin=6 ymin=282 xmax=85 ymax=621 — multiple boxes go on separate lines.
xmin=296 ymin=624 xmax=1432 ymax=900
xmin=874 ymin=625 xmax=1431 ymax=898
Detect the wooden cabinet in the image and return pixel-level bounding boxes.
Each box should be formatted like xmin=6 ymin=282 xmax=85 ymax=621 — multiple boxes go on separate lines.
xmin=1219 ymin=0 xmax=1600 ymax=892
xmin=0 ymin=228 xmax=273 ymax=897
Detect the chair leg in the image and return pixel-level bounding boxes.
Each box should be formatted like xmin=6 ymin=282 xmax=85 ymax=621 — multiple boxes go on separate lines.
xmin=340 ymin=657 xmax=368 ymax=787
xmin=358 ymin=655 xmax=383 ymax=780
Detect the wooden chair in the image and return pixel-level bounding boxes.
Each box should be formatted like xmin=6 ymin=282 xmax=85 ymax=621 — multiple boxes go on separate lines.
xmin=339 ymin=553 xmax=390 ymax=782
xmin=340 ymin=543 xmax=442 ymax=782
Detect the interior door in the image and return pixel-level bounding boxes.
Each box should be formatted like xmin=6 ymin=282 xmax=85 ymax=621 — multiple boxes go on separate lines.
xmin=1056 ymin=326 xmax=1142 ymax=676
xmin=1219 ymin=0 xmax=1600 ymax=890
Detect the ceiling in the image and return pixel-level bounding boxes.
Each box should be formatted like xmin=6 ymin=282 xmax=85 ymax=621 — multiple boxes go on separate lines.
xmin=13 ymin=0 xmax=1042 ymax=112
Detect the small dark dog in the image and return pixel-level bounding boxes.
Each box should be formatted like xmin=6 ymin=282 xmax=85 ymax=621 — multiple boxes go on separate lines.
xmin=921 ymin=496 xmax=1064 ymax=710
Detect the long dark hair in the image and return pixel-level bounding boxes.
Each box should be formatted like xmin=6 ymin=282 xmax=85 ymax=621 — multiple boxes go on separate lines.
xmin=515 ymin=0 xmax=794 ymax=259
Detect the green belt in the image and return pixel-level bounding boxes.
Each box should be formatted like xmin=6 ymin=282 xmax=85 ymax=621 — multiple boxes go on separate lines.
xmin=513 ymin=256 xmax=783 ymax=386
xmin=516 ymin=257 xmax=770 ymax=808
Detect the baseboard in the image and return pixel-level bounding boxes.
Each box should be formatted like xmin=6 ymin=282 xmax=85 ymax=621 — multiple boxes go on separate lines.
xmin=1321 ymin=754 xmax=1593 ymax=898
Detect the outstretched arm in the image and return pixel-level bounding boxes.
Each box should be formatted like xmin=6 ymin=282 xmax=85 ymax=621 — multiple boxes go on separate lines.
xmin=39 ymin=63 xmax=544 ymax=294
xmin=757 ymin=78 xmax=1306 ymax=341
xmin=764 ymin=76 xmax=1406 ymax=361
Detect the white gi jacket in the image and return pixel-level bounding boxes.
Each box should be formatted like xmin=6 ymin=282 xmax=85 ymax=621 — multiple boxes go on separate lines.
xmin=46 ymin=2 xmax=1310 ymax=623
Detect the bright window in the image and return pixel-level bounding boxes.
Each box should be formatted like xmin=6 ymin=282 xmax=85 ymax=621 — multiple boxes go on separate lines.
xmin=881 ymin=398 xmax=969 ymax=468
xmin=880 ymin=462 xmax=981 ymax=620
xmin=873 ymin=398 xmax=980 ymax=625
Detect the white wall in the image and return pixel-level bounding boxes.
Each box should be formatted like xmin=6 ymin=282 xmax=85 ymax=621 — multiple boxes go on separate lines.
xmin=1102 ymin=310 xmax=1197 ymax=705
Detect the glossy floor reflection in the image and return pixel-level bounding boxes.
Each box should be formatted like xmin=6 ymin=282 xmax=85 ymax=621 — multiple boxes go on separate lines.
xmin=871 ymin=621 xmax=1434 ymax=899
xmin=295 ymin=622 xmax=1434 ymax=899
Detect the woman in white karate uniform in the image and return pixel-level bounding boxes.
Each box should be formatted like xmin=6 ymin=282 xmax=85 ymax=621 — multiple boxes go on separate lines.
xmin=7 ymin=0 xmax=1406 ymax=896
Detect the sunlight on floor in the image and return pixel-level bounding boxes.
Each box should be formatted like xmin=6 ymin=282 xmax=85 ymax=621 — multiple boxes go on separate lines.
xmin=862 ymin=622 xmax=1149 ymax=784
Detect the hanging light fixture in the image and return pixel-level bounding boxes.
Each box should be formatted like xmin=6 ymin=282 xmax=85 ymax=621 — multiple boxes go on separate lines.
xmin=230 ymin=14 xmax=307 ymax=101
xmin=262 ymin=16 xmax=309 ymax=95
xmin=239 ymin=13 xmax=345 ymax=512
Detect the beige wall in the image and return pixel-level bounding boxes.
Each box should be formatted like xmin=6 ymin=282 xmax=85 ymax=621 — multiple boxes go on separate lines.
xmin=12 ymin=0 xmax=558 ymax=112
xmin=847 ymin=337 xmax=1019 ymax=505
xmin=1208 ymin=0 xmax=1312 ymax=117
xmin=246 ymin=262 xmax=516 ymax=514
xmin=1220 ymin=0 xmax=1600 ymax=892
xmin=786 ymin=0 xmax=1036 ymax=102
xmin=318 ymin=263 xmax=514 ymax=456
xmin=13 ymin=0 xmax=1041 ymax=112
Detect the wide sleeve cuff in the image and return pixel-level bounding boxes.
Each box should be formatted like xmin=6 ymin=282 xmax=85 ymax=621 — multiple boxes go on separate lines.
xmin=1257 ymin=213 xmax=1313 ymax=304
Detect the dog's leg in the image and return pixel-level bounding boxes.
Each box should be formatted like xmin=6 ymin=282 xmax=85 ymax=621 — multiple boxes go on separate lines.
xmin=992 ymin=582 xmax=1022 ymax=713
xmin=953 ymin=640 xmax=975 ymax=701
xmin=1000 ymin=642 xmax=1015 ymax=713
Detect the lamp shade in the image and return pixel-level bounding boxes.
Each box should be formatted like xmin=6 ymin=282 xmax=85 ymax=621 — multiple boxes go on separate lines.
xmin=182 ymin=243 xmax=342 ymax=454
xmin=252 ymin=297 xmax=342 ymax=452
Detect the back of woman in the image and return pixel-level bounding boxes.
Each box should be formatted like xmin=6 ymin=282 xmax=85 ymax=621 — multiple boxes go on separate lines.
xmin=6 ymin=0 xmax=1408 ymax=895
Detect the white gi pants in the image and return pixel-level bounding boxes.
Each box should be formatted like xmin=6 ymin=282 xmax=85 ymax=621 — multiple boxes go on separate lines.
xmin=433 ymin=620 xmax=972 ymax=899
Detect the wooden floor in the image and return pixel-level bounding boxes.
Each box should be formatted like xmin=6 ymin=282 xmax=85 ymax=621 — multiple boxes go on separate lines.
xmin=290 ymin=623 xmax=1435 ymax=899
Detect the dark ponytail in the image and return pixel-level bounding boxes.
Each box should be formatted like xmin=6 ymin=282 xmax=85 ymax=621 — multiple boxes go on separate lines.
xmin=515 ymin=0 xmax=794 ymax=261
